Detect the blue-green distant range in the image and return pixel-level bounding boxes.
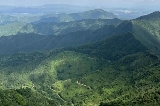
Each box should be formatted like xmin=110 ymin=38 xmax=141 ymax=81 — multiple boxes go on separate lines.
xmin=0 ymin=9 xmax=119 ymax=36
xmin=1 ymin=12 xmax=160 ymax=55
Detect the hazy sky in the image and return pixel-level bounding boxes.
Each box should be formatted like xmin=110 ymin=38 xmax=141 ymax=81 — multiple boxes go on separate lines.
xmin=0 ymin=0 xmax=159 ymax=9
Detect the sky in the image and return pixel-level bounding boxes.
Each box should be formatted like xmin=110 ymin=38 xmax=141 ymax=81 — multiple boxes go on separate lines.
xmin=0 ymin=0 xmax=159 ymax=9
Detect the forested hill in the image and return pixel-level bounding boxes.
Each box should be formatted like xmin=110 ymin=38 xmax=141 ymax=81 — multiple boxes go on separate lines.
xmin=0 ymin=31 xmax=159 ymax=105
xmin=20 ymin=18 xmax=122 ymax=35
xmin=0 ymin=24 xmax=115 ymax=54
xmin=136 ymin=11 xmax=160 ymax=20
xmin=36 ymin=9 xmax=118 ymax=23
xmin=132 ymin=11 xmax=160 ymax=40
xmin=0 ymin=11 xmax=160 ymax=106
xmin=0 ymin=18 xmax=122 ymax=37
xmin=1 ymin=11 xmax=160 ymax=55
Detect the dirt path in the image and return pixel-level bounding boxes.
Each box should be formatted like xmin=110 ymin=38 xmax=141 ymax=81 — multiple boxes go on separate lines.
xmin=76 ymin=81 xmax=92 ymax=90
xmin=57 ymin=93 xmax=67 ymax=103
xmin=50 ymin=86 xmax=66 ymax=102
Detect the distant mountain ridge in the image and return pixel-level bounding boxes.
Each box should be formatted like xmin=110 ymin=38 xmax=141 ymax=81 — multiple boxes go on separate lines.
xmin=21 ymin=18 xmax=122 ymax=35
xmin=0 ymin=24 xmax=115 ymax=54
xmin=0 ymin=4 xmax=92 ymax=14
xmin=0 ymin=18 xmax=122 ymax=37
xmin=36 ymin=9 xmax=118 ymax=23
xmin=0 ymin=11 xmax=160 ymax=54
xmin=0 ymin=9 xmax=120 ymax=37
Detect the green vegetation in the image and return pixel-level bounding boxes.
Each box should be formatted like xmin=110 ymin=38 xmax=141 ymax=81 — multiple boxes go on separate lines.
xmin=0 ymin=24 xmax=116 ymax=54
xmin=0 ymin=18 xmax=122 ymax=37
xmin=0 ymin=11 xmax=160 ymax=106
xmin=21 ymin=18 xmax=122 ymax=35
xmin=0 ymin=88 xmax=59 ymax=106
xmin=2 ymin=11 xmax=160 ymax=55
xmin=0 ymin=14 xmax=42 ymax=24
xmin=0 ymin=32 xmax=159 ymax=105
xmin=0 ymin=9 xmax=120 ymax=37
xmin=37 ymin=9 xmax=118 ymax=23
xmin=0 ymin=22 xmax=26 ymax=36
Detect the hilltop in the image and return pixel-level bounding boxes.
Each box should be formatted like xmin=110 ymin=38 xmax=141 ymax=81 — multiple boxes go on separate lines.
xmin=136 ymin=11 xmax=160 ymax=20
xmin=37 ymin=9 xmax=118 ymax=23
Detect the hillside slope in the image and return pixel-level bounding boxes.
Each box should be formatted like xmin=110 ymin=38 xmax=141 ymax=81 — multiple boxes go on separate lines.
xmin=1 ymin=12 xmax=160 ymax=55
xmin=0 ymin=11 xmax=160 ymax=106
xmin=131 ymin=11 xmax=160 ymax=53
xmin=20 ymin=18 xmax=122 ymax=35
xmin=0 ymin=32 xmax=159 ymax=105
xmin=0 ymin=24 xmax=115 ymax=54
xmin=0 ymin=18 xmax=122 ymax=37
xmin=37 ymin=9 xmax=118 ymax=23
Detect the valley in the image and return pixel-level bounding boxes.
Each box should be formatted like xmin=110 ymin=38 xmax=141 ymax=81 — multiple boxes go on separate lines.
xmin=0 ymin=4 xmax=159 ymax=106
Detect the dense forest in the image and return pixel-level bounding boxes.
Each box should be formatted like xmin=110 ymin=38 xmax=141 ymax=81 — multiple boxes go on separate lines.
xmin=0 ymin=7 xmax=159 ymax=106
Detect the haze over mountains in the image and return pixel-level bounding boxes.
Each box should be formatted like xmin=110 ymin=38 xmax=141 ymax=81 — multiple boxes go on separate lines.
xmin=0 ymin=4 xmax=160 ymax=106
xmin=0 ymin=9 xmax=119 ymax=36
xmin=0 ymin=4 xmax=152 ymax=20
xmin=0 ymin=4 xmax=91 ymax=14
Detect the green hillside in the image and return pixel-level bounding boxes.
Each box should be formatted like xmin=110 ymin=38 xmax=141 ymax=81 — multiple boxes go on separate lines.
xmin=1 ymin=11 xmax=160 ymax=55
xmin=127 ymin=12 xmax=160 ymax=54
xmin=0 ymin=22 xmax=26 ymax=36
xmin=0 ymin=88 xmax=59 ymax=106
xmin=37 ymin=9 xmax=118 ymax=23
xmin=21 ymin=18 xmax=122 ymax=35
xmin=0 ymin=30 xmax=159 ymax=105
xmin=0 ymin=11 xmax=160 ymax=106
xmin=0 ymin=9 xmax=119 ymax=37
xmin=0 ymin=18 xmax=122 ymax=37
xmin=73 ymin=32 xmax=147 ymax=61
xmin=0 ymin=14 xmax=42 ymax=23
xmin=0 ymin=24 xmax=116 ymax=54
xmin=132 ymin=11 xmax=160 ymax=40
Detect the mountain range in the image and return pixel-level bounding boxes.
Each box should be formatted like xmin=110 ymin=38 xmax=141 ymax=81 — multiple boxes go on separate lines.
xmin=0 ymin=4 xmax=91 ymax=14
xmin=36 ymin=9 xmax=117 ymax=23
xmin=0 ymin=9 xmax=119 ymax=36
xmin=0 ymin=9 xmax=159 ymax=106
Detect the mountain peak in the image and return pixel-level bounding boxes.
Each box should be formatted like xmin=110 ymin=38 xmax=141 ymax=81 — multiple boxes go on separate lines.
xmin=90 ymin=9 xmax=106 ymax=12
xmin=136 ymin=11 xmax=160 ymax=20
xmin=87 ymin=9 xmax=112 ymax=14
xmin=81 ymin=9 xmax=118 ymax=19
